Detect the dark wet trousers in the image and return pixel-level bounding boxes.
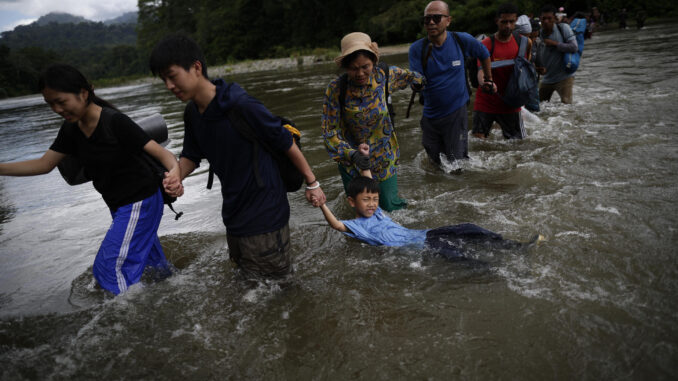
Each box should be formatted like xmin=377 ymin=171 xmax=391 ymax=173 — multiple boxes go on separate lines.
xmin=424 ymin=223 xmax=519 ymax=260
xmin=226 ymin=223 xmax=292 ymax=279
xmin=420 ymin=106 xmax=469 ymax=165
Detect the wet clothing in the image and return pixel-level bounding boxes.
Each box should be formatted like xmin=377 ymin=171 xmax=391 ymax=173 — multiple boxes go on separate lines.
xmin=525 ymin=37 xmax=542 ymax=113
xmin=182 ymin=79 xmax=295 ymax=278
xmin=50 ymin=110 xmax=170 ymax=294
xmin=342 ymin=208 xmax=428 ymax=246
xmin=535 ymin=23 xmax=578 ymax=85
xmin=93 ymin=188 xmax=170 ymax=294
xmin=226 ymin=223 xmax=291 ymax=279
xmin=338 ymin=164 xmax=407 ymax=211
xmin=472 ymin=110 xmax=525 ymax=139
xmin=409 ymin=32 xmax=490 ymax=164
xmin=474 ymin=34 xmax=524 ymax=114
xmin=341 ymin=207 xmax=510 ymax=260
xmin=425 ymin=224 xmax=508 ymax=260
xmin=539 ymin=76 xmax=574 ymax=104
xmin=182 ymin=79 xmax=293 ymax=237
xmin=50 ymin=112 xmax=156 ymax=209
xmin=321 ymin=65 xmax=423 ymax=181
xmin=420 ymin=106 xmax=469 ymax=164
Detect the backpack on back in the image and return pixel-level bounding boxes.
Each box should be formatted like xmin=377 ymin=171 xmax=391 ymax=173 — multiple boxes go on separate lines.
xmin=556 ymin=23 xmax=581 ymax=73
xmin=205 ymin=107 xmax=304 ymax=193
xmin=57 ymin=108 xmax=183 ymax=219
xmin=485 ymin=34 xmax=537 ymax=108
xmin=570 ymin=18 xmax=586 ymax=55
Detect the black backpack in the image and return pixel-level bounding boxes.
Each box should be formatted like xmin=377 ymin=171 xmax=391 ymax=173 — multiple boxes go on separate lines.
xmin=206 ymin=106 xmax=304 ymax=193
xmin=481 ymin=32 xmax=536 ymax=108
xmin=57 ymin=108 xmax=183 ymax=220
xmin=464 ymin=32 xmax=522 ymax=90
xmin=338 ymin=60 xmax=395 ymax=128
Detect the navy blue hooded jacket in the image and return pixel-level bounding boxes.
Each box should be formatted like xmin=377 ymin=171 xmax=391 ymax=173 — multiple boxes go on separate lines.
xmin=182 ymin=79 xmax=293 ymax=236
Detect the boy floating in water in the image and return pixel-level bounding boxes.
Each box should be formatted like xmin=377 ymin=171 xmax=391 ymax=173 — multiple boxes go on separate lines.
xmin=318 ymin=145 xmax=541 ymax=260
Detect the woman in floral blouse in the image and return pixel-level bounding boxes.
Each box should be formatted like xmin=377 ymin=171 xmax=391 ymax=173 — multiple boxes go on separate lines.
xmin=321 ymin=32 xmax=424 ymax=211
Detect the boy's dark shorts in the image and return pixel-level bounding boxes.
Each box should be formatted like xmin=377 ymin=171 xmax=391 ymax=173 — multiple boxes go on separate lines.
xmin=472 ymin=110 xmax=525 ymax=139
xmin=226 ymin=224 xmax=291 ymax=279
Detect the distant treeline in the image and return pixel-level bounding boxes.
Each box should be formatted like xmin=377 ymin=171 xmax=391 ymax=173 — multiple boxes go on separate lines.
xmin=1 ymin=0 xmax=676 ymax=98
xmin=0 ymin=21 xmax=142 ymax=98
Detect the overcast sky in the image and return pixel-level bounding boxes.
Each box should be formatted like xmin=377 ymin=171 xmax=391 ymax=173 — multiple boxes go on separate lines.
xmin=0 ymin=0 xmax=138 ymax=32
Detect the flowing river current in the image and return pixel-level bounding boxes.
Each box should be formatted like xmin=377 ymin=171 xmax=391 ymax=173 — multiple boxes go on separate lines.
xmin=1 ymin=23 xmax=677 ymax=379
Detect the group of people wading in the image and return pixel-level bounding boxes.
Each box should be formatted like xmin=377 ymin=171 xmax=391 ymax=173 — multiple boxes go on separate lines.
xmin=1 ymin=1 xmax=563 ymax=294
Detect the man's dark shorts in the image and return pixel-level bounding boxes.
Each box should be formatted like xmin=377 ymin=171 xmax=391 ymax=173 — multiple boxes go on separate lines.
xmin=226 ymin=224 xmax=291 ymax=279
xmin=472 ymin=110 xmax=525 ymax=139
xmin=420 ymin=106 xmax=469 ymax=165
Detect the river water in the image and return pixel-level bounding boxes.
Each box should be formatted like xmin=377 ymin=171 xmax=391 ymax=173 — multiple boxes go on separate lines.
xmin=1 ymin=23 xmax=677 ymax=380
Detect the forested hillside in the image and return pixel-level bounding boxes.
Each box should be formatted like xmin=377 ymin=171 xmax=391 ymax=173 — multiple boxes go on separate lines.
xmin=1 ymin=0 xmax=675 ymax=98
xmin=0 ymin=13 xmax=140 ymax=98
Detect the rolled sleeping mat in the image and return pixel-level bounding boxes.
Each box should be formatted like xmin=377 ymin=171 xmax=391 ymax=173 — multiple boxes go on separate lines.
xmin=137 ymin=113 xmax=170 ymax=147
xmin=57 ymin=113 xmax=171 ymax=185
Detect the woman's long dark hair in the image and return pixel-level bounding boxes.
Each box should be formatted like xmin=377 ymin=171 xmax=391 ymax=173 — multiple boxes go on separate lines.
xmin=38 ymin=64 xmax=118 ymax=111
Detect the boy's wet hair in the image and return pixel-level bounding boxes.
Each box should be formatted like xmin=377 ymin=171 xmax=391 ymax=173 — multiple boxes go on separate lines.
xmin=149 ymin=34 xmax=208 ymax=78
xmin=346 ymin=175 xmax=380 ymax=198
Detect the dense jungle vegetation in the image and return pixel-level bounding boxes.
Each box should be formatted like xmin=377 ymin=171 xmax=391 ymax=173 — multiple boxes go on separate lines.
xmin=0 ymin=0 xmax=674 ymax=98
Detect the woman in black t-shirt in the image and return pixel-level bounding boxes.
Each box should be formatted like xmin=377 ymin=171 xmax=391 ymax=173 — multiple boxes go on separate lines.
xmin=0 ymin=64 xmax=181 ymax=295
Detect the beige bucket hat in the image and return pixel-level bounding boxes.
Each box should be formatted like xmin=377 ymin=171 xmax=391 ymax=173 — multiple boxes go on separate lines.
xmin=334 ymin=32 xmax=380 ymax=66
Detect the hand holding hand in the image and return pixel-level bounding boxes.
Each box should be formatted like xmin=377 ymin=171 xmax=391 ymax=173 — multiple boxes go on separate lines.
xmin=306 ymin=186 xmax=326 ymax=207
xmin=163 ymin=170 xmax=184 ymax=198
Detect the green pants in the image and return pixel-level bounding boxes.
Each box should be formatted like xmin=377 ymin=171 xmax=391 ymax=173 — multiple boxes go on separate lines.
xmin=338 ymin=165 xmax=407 ymax=212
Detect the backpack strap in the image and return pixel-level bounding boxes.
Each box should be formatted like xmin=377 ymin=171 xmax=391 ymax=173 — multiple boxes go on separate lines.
xmin=489 ymin=33 xmax=527 ymax=69
xmin=101 ymin=107 xmax=183 ymax=219
xmin=555 ymin=23 xmax=568 ymax=41
xmin=206 ymin=106 xmax=262 ymax=190
xmin=421 ymin=38 xmax=433 ymax=72
xmin=451 ymin=32 xmax=471 ymax=99
xmin=98 ymin=107 xmax=117 ymax=143
xmin=338 ymin=73 xmax=348 ymax=119
xmin=376 ymin=61 xmax=395 ymax=128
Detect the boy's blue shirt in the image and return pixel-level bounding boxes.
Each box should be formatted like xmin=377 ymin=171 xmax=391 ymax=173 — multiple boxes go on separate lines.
xmin=341 ymin=207 xmax=428 ymax=246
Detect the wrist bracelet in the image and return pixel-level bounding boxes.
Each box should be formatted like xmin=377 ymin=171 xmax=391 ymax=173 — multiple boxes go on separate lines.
xmin=306 ymin=178 xmax=317 ymax=185
xmin=306 ymin=181 xmax=320 ymax=190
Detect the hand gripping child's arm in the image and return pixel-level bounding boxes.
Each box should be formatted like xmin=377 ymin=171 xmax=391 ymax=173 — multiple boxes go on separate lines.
xmin=358 ymin=143 xmax=372 ymax=178
xmin=320 ymin=203 xmax=348 ymax=232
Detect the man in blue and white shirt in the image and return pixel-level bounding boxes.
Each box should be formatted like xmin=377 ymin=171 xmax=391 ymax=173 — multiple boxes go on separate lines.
xmin=535 ymin=4 xmax=579 ymax=104
xmin=408 ymin=1 xmax=493 ymax=167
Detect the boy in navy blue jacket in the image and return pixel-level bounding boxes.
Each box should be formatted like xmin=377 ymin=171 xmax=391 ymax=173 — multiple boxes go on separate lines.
xmin=150 ymin=34 xmax=326 ymax=279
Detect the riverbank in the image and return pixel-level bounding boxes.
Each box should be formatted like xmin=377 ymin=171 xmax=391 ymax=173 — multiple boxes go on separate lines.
xmin=209 ymin=43 xmax=411 ymax=77
xmin=107 ymin=43 xmax=412 ymax=87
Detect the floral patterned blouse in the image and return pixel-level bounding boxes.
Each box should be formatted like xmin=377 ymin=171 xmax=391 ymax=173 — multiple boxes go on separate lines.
xmin=321 ymin=65 xmax=424 ymax=181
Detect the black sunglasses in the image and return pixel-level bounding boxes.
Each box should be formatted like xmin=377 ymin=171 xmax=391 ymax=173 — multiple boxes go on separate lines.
xmin=422 ymin=14 xmax=448 ymax=24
